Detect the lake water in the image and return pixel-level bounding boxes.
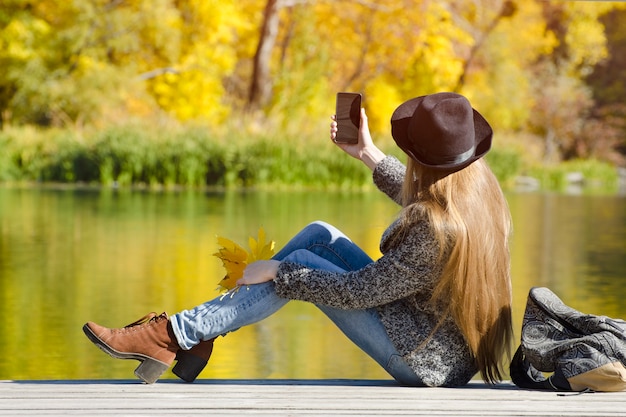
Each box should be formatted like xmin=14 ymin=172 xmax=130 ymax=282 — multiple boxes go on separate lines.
xmin=0 ymin=186 xmax=624 ymax=381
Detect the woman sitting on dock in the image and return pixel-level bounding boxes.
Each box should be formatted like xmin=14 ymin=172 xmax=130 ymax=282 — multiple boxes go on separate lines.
xmin=83 ymin=92 xmax=513 ymax=387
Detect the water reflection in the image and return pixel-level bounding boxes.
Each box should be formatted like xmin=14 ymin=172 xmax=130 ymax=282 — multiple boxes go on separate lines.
xmin=0 ymin=187 xmax=624 ymax=381
xmin=507 ymin=192 xmax=626 ymax=322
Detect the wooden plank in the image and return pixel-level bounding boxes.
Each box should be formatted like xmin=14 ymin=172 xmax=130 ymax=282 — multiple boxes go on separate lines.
xmin=0 ymin=380 xmax=625 ymax=416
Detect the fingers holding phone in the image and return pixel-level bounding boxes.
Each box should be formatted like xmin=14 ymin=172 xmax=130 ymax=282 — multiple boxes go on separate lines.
xmin=330 ymin=93 xmax=385 ymax=170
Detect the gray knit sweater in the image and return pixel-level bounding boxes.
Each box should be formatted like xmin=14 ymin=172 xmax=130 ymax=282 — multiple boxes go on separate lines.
xmin=273 ymin=155 xmax=477 ymax=387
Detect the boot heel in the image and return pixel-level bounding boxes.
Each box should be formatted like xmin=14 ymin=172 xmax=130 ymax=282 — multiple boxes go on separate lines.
xmin=172 ymin=350 xmax=208 ymax=383
xmin=135 ymin=358 xmax=169 ymax=384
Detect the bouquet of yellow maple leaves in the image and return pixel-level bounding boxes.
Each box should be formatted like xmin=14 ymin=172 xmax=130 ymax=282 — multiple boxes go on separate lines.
xmin=213 ymin=227 xmax=276 ymax=293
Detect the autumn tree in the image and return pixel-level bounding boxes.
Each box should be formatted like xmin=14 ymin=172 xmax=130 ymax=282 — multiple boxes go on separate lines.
xmin=528 ymin=63 xmax=594 ymax=163
xmin=525 ymin=0 xmax=619 ymax=163
xmin=248 ymin=0 xmax=280 ymax=112
xmin=450 ymin=0 xmax=518 ymax=93
xmin=0 ymin=0 xmax=181 ymax=127
xmin=147 ymin=0 xmax=258 ymax=123
xmin=0 ymin=0 xmax=623 ymax=170
xmin=0 ymin=0 xmax=258 ymax=127
xmin=585 ymin=6 xmax=626 ymax=165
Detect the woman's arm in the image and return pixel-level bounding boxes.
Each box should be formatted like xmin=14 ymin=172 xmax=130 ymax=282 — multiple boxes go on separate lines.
xmin=236 ymin=109 xmax=398 ymax=289
xmin=372 ymin=155 xmax=406 ymax=205
xmin=272 ymin=221 xmax=441 ymax=310
xmin=331 ymin=108 xmax=405 ymax=204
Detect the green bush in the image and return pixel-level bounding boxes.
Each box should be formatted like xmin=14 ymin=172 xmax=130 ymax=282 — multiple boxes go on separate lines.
xmin=0 ymin=125 xmax=620 ymax=193
xmin=486 ymin=147 xmax=523 ymax=188
xmin=0 ymin=133 xmax=19 ymax=181
xmin=527 ymin=159 xmax=619 ymax=193
xmin=0 ymin=125 xmax=373 ymax=188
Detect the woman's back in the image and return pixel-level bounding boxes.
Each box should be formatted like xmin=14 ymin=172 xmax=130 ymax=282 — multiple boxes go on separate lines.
xmin=401 ymin=158 xmax=513 ymax=383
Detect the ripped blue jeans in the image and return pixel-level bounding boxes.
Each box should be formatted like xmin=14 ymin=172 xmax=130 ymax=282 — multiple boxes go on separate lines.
xmin=170 ymin=221 xmax=423 ymax=385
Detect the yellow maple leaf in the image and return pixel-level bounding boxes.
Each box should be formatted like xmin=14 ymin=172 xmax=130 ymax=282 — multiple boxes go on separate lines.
xmin=213 ymin=227 xmax=276 ymax=292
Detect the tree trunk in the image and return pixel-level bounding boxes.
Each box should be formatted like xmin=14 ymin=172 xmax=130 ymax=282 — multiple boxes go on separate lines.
xmin=544 ymin=127 xmax=558 ymax=164
xmin=248 ymin=0 xmax=281 ymax=111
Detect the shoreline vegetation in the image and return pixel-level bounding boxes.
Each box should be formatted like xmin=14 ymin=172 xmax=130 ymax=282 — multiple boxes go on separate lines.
xmin=0 ymin=125 xmax=623 ymax=195
xmin=2 ymin=3 xmax=624 ymax=197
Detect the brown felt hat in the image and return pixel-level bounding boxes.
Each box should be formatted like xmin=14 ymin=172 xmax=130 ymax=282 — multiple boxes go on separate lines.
xmin=390 ymin=92 xmax=492 ymax=172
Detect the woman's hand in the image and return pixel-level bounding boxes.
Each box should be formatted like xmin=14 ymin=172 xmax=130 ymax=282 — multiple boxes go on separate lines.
xmin=331 ymin=108 xmax=386 ymax=171
xmin=236 ymin=260 xmax=281 ymax=286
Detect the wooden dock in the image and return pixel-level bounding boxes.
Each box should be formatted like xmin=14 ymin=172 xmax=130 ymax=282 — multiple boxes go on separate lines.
xmin=1 ymin=379 xmax=625 ymax=416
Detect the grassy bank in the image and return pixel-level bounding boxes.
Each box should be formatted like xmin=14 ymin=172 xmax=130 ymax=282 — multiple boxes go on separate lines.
xmin=0 ymin=125 xmax=373 ymax=189
xmin=0 ymin=125 xmax=620 ymax=193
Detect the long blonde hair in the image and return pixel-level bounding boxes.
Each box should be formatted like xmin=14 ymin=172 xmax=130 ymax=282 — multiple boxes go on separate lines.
xmin=400 ymin=157 xmax=513 ymax=384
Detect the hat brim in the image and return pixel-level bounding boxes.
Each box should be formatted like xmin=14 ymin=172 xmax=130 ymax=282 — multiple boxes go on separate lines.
xmin=390 ymin=95 xmax=492 ymax=171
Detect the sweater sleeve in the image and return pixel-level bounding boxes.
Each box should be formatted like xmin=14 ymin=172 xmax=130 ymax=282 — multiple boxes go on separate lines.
xmin=272 ymin=220 xmax=441 ymax=309
xmin=372 ymin=155 xmax=406 ymax=205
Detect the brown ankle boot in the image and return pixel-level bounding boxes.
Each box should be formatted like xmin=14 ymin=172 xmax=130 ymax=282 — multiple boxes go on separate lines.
xmin=83 ymin=312 xmax=180 ymax=384
xmin=172 ymin=338 xmax=215 ymax=382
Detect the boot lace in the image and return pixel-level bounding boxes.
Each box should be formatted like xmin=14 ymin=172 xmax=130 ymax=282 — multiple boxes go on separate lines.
xmin=123 ymin=312 xmax=168 ymax=329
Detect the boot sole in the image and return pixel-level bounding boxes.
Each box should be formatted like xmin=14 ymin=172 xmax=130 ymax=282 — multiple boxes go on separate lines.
xmin=82 ymin=324 xmax=169 ymax=384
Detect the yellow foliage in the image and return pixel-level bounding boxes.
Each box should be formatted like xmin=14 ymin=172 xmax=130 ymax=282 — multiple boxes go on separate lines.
xmin=1 ymin=0 xmax=622 ymax=134
xmin=213 ymin=227 xmax=276 ymax=292
xmin=563 ymin=2 xmax=611 ymax=73
xmin=461 ymin=0 xmax=557 ymax=131
xmin=364 ymin=77 xmax=403 ymax=134
xmin=146 ymin=0 xmax=260 ymax=124
xmin=3 ymin=18 xmax=50 ymax=61
xmin=420 ymin=2 xmax=472 ymax=89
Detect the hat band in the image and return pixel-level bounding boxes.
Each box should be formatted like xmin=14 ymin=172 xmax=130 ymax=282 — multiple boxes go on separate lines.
xmin=413 ymin=145 xmax=476 ymax=167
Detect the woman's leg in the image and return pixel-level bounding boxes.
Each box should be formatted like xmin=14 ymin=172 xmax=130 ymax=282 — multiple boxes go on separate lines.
xmin=278 ymin=248 xmax=423 ymax=386
xmin=316 ymin=305 xmax=423 ymax=386
xmin=272 ymin=221 xmax=374 ymax=270
xmin=171 ymin=220 xmax=372 ymax=349
xmin=275 ymin=223 xmax=422 ymax=385
xmin=171 ymin=221 xmax=422 ymax=385
xmin=170 ymin=281 xmax=288 ymax=349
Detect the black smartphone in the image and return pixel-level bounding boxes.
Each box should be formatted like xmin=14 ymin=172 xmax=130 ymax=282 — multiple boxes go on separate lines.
xmin=335 ymin=92 xmax=362 ymax=144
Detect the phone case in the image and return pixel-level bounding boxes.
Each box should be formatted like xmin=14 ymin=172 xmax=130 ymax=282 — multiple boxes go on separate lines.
xmin=335 ymin=93 xmax=361 ymax=144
